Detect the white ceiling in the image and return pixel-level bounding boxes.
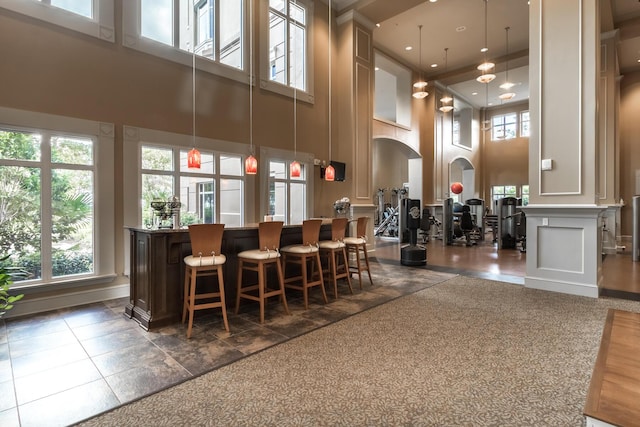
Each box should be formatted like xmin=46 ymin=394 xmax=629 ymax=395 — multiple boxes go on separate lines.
xmin=333 ymin=0 xmax=640 ymax=109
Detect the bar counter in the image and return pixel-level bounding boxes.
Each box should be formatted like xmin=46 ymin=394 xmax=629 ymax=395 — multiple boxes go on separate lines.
xmin=124 ymin=223 xmax=332 ymax=330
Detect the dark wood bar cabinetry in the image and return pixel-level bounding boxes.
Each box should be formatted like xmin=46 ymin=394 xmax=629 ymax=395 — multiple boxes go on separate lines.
xmin=125 ymin=223 xmax=331 ymax=330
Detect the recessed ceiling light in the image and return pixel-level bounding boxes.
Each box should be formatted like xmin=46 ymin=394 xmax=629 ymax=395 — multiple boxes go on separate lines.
xmin=456 ymin=26 xmax=466 ymax=32
xmin=472 ymin=92 xmax=478 ymax=96
xmin=405 ymin=46 xmax=413 ymax=51
xmin=376 ymin=23 xmax=381 ymax=28
xmin=429 ymin=0 xmax=438 ymax=3
xmin=431 ymin=63 xmax=438 ymax=68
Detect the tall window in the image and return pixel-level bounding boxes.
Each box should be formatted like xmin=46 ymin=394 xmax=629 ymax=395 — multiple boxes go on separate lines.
xmin=0 ymin=129 xmax=95 ymax=283
xmin=141 ymin=145 xmax=244 ymax=227
xmin=491 ymin=113 xmax=517 ymax=141
xmin=267 ymin=160 xmax=306 ymax=224
xmin=137 ymin=0 xmax=243 ymax=69
xmin=520 ymin=111 xmax=530 ymax=137
xmin=521 ymin=185 xmax=529 ymax=206
xmin=268 ymin=0 xmax=307 ymax=90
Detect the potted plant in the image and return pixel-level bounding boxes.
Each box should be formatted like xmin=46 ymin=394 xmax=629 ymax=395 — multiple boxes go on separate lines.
xmin=0 ymin=255 xmax=24 ymax=318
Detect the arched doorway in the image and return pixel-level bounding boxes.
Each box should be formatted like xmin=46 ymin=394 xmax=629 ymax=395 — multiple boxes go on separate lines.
xmin=449 ymin=157 xmax=475 ymax=204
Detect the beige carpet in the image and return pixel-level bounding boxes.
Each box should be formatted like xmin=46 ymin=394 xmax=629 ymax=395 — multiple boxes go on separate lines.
xmin=78 ymin=276 xmax=640 ymax=426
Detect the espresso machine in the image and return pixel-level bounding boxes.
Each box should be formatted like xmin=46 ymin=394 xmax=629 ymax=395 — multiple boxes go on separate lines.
xmin=150 ymin=196 xmax=181 ymax=229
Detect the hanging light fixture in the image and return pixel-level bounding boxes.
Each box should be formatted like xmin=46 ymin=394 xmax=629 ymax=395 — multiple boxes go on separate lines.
xmin=290 ymin=7 xmax=301 ymax=179
xmin=188 ymin=36 xmax=201 ymax=169
xmin=439 ymin=48 xmax=454 ymax=113
xmin=325 ymin=0 xmax=335 ymax=182
xmin=245 ymin=0 xmax=257 ymax=175
xmin=498 ymin=26 xmax=516 ymax=101
xmin=476 ymin=0 xmax=496 ymax=84
xmin=412 ymin=25 xmax=429 ymax=99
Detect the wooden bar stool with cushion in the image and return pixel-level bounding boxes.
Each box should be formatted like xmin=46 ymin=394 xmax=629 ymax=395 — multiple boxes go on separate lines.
xmin=319 ymin=217 xmax=353 ymax=299
xmin=182 ymin=223 xmax=228 ymax=338
xmin=344 ymin=216 xmax=374 ymax=288
xmin=235 ymin=221 xmax=290 ymax=323
xmin=281 ymin=219 xmax=328 ymax=309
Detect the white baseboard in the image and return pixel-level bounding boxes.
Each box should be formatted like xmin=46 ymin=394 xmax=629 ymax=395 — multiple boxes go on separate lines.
xmin=4 ymin=283 xmax=130 ymax=319
xmin=525 ymin=276 xmax=599 ymax=298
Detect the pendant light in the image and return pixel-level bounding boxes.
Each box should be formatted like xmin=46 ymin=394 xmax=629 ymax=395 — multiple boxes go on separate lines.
xmin=412 ymin=25 xmax=429 ymax=99
xmin=476 ymin=0 xmax=495 ymax=84
xmin=290 ymin=2 xmax=301 ymax=179
xmin=325 ymin=0 xmax=335 ymax=182
xmin=439 ymin=48 xmax=454 ymax=113
xmin=245 ymin=0 xmax=257 ymax=175
xmin=188 ymin=38 xmax=201 ymax=169
xmin=498 ymin=26 xmax=516 ymax=101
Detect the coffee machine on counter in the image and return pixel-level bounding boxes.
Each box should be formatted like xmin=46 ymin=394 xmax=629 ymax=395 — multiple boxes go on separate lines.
xmin=150 ymin=196 xmax=181 ymax=229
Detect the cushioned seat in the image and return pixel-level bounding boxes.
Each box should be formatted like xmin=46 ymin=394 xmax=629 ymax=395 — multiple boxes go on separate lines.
xmin=182 ymin=223 xmax=228 ymax=338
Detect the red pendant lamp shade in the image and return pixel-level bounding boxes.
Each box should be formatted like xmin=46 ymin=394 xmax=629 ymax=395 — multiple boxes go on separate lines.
xmin=324 ymin=164 xmax=335 ymax=181
xmin=245 ymin=154 xmax=257 ymax=175
xmin=187 ymin=148 xmax=201 ymax=169
xmin=290 ymin=160 xmax=301 ymax=178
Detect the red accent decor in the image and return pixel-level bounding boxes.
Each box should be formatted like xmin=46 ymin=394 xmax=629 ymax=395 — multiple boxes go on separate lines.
xmin=245 ymin=155 xmax=257 ymax=175
xmin=187 ymin=148 xmax=201 ymax=169
xmin=450 ymin=182 xmax=463 ymax=194
xmin=290 ymin=160 xmax=301 ymax=178
xmin=324 ymin=165 xmax=335 ymax=181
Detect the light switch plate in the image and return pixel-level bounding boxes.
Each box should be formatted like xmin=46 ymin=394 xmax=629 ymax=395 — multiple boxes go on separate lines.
xmin=541 ymin=158 xmax=553 ymax=171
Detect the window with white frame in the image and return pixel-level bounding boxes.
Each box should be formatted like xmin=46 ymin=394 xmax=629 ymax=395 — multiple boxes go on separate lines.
xmin=521 ymin=185 xmax=529 ymax=206
xmin=267 ymin=160 xmax=307 ymax=224
xmin=123 ymin=0 xmax=245 ymax=82
xmin=268 ymin=0 xmax=307 ymax=90
xmin=140 ymin=145 xmax=245 ymax=227
xmin=0 ymin=108 xmax=115 ymax=288
xmin=520 ymin=111 xmax=530 ymax=137
xmin=491 ymin=185 xmax=517 ymax=212
xmin=1 ymin=0 xmax=115 ymax=42
xmin=491 ymin=113 xmax=517 ymax=141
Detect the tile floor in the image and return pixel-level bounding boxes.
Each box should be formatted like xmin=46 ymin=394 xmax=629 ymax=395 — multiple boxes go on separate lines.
xmin=0 ymin=259 xmax=456 ymax=427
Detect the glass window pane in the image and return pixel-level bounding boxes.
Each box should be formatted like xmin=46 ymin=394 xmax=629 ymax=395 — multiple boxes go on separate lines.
xmin=269 ymin=0 xmax=286 ymax=13
xmin=290 ymin=182 xmax=305 ymax=224
xmin=180 ymin=150 xmax=214 ymax=174
xmin=142 ymin=146 xmax=173 ymax=171
xmin=142 ymin=174 xmax=174 ymax=226
xmin=51 ymin=169 xmax=94 ymax=277
xmin=0 ymin=166 xmax=42 ymax=281
xmin=51 ymin=136 xmax=93 ymax=165
xmin=269 ymin=161 xmax=286 ymax=179
xmin=290 ymin=23 xmax=305 ymax=90
xmin=141 ymin=0 xmax=173 ymax=46
xmin=179 ymin=176 xmax=213 ymax=224
xmin=268 ymin=181 xmax=286 ymax=222
xmin=290 ymin=2 xmax=305 ymax=25
xmin=195 ymin=0 xmax=214 ymax=59
xmin=219 ymin=0 xmax=242 ymax=69
xmin=269 ymin=12 xmax=286 ymax=84
xmin=0 ymin=130 xmax=41 ymax=161
xmin=505 ymin=186 xmax=517 ymax=195
xmin=50 ymin=0 xmax=93 ymax=18
xmin=220 ymin=178 xmax=242 ymax=227
xmin=220 ymin=155 xmax=242 ymax=176
xmin=505 ymin=123 xmax=517 ymax=139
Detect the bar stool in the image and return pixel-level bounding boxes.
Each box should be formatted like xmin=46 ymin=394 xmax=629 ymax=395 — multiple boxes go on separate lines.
xmin=281 ymin=219 xmax=328 ymax=309
xmin=182 ymin=223 xmax=228 ymax=338
xmin=318 ymin=218 xmax=353 ymax=299
xmin=344 ymin=216 xmax=374 ymax=288
xmin=235 ymin=221 xmax=290 ymax=323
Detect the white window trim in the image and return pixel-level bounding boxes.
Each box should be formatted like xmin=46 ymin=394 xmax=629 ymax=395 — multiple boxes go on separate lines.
xmin=122 ymin=0 xmax=248 ymax=85
xmin=122 ymin=126 xmax=256 ymax=274
xmin=1 ymin=0 xmax=115 ymax=42
xmin=259 ymin=0 xmax=315 ymax=103
xmin=259 ymin=146 xmax=314 ymax=224
xmin=0 ymin=106 xmax=116 ymax=289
